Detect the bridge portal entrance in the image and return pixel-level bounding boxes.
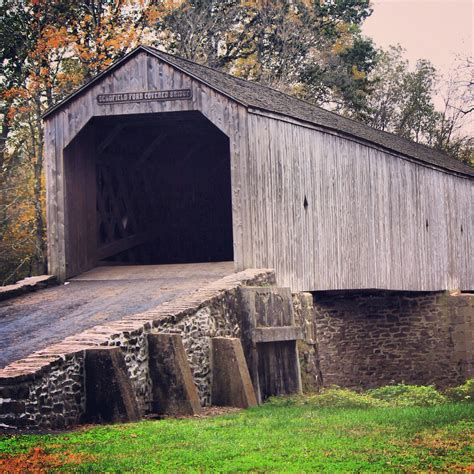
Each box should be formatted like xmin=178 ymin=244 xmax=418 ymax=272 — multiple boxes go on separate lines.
xmin=63 ymin=111 xmax=233 ymax=277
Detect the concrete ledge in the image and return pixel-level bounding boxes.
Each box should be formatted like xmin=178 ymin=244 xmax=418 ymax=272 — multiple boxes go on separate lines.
xmin=0 ymin=275 xmax=57 ymax=302
xmin=252 ymin=326 xmax=303 ymax=343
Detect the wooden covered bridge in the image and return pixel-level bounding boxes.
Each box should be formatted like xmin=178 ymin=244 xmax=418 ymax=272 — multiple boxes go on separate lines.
xmin=43 ymin=45 xmax=473 ymax=293
xmin=1 ymin=45 xmax=473 ymax=430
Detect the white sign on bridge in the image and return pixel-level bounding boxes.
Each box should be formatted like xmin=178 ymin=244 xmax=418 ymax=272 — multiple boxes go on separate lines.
xmin=97 ymin=89 xmax=192 ymax=105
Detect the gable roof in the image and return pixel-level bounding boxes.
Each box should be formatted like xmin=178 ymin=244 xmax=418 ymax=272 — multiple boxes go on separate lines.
xmin=43 ymin=45 xmax=474 ymax=178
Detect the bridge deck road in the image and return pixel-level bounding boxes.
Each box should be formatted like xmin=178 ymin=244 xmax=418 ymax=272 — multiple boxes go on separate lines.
xmin=0 ymin=262 xmax=235 ymax=369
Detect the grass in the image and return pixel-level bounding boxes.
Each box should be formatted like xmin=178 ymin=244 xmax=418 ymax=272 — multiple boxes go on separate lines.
xmin=1 ymin=402 xmax=473 ymax=472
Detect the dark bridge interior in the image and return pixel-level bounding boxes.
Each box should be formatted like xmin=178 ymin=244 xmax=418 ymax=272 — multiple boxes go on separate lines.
xmin=64 ymin=111 xmax=234 ymax=275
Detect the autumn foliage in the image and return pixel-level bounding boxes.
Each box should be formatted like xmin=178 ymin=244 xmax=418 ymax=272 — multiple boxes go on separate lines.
xmin=0 ymin=0 xmax=374 ymax=284
xmin=0 ymin=0 xmax=162 ymax=283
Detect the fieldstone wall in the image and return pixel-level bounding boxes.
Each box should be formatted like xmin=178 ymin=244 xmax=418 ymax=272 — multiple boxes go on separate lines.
xmin=0 ymin=352 xmax=84 ymax=430
xmin=307 ymin=291 xmax=473 ymax=389
xmin=105 ymin=288 xmax=245 ymax=411
xmin=0 ymin=269 xmax=274 ymax=430
xmin=3 ymin=271 xmax=472 ymax=430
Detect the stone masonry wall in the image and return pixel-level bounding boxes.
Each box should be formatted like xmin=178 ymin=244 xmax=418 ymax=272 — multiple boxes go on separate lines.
xmin=0 ymin=353 xmax=84 ymax=430
xmin=0 ymin=269 xmax=274 ymax=430
xmin=306 ymin=291 xmax=473 ymax=390
xmin=3 ymin=273 xmax=472 ymax=430
xmin=105 ymin=285 xmax=247 ymax=411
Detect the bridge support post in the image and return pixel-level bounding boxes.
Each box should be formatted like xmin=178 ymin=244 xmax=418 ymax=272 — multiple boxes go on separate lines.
xmin=211 ymin=337 xmax=257 ymax=408
xmin=85 ymin=347 xmax=140 ymax=424
xmin=147 ymin=333 xmax=201 ymax=416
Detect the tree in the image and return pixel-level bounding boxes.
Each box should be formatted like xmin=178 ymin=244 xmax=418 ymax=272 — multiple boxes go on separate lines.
xmin=361 ymin=45 xmax=407 ymax=131
xmin=152 ymin=0 xmax=377 ymax=113
xmin=396 ymin=59 xmax=439 ymax=143
xmin=0 ymin=0 xmax=157 ymax=283
xmin=428 ymin=58 xmax=473 ymax=165
xmin=362 ymin=47 xmax=439 ymax=142
xmin=362 ymin=46 xmax=472 ymax=163
xmin=0 ymin=0 xmax=73 ymax=279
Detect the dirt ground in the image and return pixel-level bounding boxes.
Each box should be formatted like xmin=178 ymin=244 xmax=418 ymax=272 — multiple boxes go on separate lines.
xmin=0 ymin=262 xmax=234 ymax=368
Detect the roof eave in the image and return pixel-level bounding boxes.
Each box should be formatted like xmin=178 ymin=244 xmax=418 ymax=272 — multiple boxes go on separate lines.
xmin=42 ymin=45 xmax=248 ymax=121
xmin=40 ymin=45 xmax=473 ymax=179
xmin=42 ymin=46 xmax=150 ymax=120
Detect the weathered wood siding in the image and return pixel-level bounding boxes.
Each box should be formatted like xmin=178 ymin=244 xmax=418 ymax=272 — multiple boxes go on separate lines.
xmin=246 ymin=111 xmax=473 ymax=292
xmin=63 ymin=124 xmax=97 ymax=277
xmin=44 ymin=51 xmax=250 ymax=279
xmin=44 ymin=49 xmax=473 ymax=291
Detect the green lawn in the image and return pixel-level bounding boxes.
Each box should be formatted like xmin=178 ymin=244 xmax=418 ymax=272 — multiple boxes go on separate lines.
xmin=1 ymin=403 xmax=472 ymax=472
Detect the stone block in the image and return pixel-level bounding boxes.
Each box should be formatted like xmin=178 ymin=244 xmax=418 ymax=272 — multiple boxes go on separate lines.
xmin=84 ymin=347 xmax=140 ymax=424
xmin=211 ymin=337 xmax=257 ymax=408
xmin=0 ymin=401 xmax=25 ymax=415
xmin=240 ymin=287 xmax=295 ymax=328
xmin=147 ymin=333 xmax=201 ymax=416
xmin=0 ymin=383 xmax=30 ymax=399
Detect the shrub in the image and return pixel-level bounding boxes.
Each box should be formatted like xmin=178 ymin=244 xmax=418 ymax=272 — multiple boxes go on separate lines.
xmin=266 ymin=388 xmax=388 ymax=409
xmin=368 ymin=384 xmax=447 ymax=407
xmin=445 ymin=379 xmax=474 ymax=403
xmin=305 ymin=388 xmax=389 ymax=409
xmin=267 ymin=384 xmax=458 ymax=410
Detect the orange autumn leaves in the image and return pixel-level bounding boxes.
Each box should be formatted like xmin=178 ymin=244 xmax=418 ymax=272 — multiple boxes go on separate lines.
xmin=1 ymin=0 xmax=172 ymax=283
xmin=4 ymin=0 xmax=180 ymax=117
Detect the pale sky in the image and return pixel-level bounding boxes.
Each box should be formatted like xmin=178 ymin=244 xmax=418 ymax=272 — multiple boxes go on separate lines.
xmin=362 ymin=0 xmax=473 ymax=133
xmin=363 ymin=0 xmax=473 ymax=74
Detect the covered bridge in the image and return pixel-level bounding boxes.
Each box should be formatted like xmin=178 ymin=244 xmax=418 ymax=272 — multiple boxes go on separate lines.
xmin=43 ymin=45 xmax=474 ymax=292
